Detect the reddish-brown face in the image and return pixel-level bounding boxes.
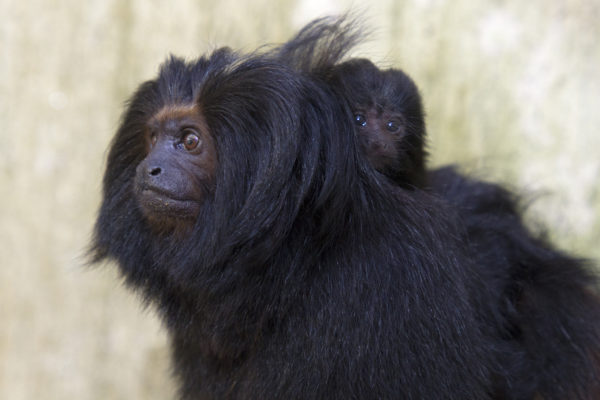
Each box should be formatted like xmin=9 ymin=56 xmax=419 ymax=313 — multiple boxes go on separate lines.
xmin=134 ymin=104 xmax=217 ymax=230
xmin=353 ymin=108 xmax=406 ymax=171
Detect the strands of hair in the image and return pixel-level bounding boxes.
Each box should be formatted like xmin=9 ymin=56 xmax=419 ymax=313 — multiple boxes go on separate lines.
xmin=91 ymin=16 xmax=600 ymax=400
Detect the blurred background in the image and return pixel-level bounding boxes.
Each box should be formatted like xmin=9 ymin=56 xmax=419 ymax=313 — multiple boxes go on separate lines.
xmin=1 ymin=0 xmax=598 ymax=398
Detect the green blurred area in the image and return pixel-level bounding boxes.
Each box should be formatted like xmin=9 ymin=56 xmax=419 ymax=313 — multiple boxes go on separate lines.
xmin=0 ymin=1 xmax=598 ymax=399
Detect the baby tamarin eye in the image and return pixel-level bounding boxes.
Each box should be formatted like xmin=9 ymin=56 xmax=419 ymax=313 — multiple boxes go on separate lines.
xmin=354 ymin=113 xmax=367 ymax=127
xmin=385 ymin=119 xmax=402 ymax=133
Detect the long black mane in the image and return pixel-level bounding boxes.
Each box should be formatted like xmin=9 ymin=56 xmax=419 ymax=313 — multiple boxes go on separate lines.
xmin=88 ymin=18 xmax=600 ymax=400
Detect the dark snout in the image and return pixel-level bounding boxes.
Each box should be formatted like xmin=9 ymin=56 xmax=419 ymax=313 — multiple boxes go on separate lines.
xmin=134 ymin=153 xmax=200 ymax=220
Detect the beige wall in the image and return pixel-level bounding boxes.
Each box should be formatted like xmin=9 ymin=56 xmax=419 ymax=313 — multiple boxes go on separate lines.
xmin=1 ymin=0 xmax=598 ymax=398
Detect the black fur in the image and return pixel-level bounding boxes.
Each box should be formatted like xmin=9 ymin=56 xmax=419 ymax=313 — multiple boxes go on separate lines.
xmin=91 ymin=17 xmax=600 ymax=400
xmin=331 ymin=58 xmax=427 ymax=188
xmin=430 ymin=167 xmax=600 ymax=400
xmin=285 ymin=21 xmax=600 ymax=399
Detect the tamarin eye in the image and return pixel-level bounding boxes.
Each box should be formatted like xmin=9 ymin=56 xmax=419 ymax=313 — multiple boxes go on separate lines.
xmin=182 ymin=130 xmax=201 ymax=151
xmin=150 ymin=132 xmax=158 ymax=147
xmin=354 ymin=114 xmax=367 ymax=127
xmin=386 ymin=120 xmax=401 ymax=133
